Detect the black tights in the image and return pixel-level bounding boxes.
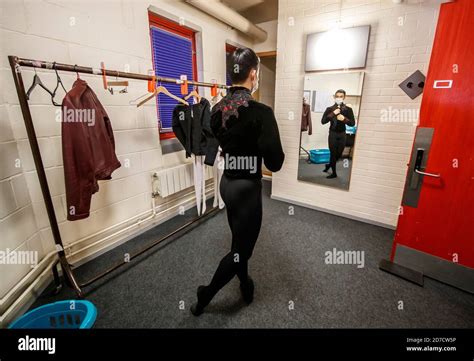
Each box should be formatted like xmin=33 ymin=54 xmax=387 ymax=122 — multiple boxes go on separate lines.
xmin=327 ymin=131 xmax=346 ymax=175
xmin=199 ymin=174 xmax=262 ymax=306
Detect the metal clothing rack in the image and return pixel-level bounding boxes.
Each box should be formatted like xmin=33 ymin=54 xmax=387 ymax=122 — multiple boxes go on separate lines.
xmin=300 ymin=146 xmax=311 ymax=163
xmin=8 ymin=55 xmax=228 ymax=298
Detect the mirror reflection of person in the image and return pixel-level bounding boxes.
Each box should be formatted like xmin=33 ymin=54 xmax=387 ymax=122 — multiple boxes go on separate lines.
xmin=301 ymin=97 xmax=312 ymax=135
xmin=321 ymin=89 xmax=355 ymax=179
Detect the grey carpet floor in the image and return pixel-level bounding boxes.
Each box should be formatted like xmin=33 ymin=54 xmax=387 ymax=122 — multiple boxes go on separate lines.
xmin=31 ymin=181 xmax=474 ymax=328
xmin=298 ymin=159 xmax=352 ymax=190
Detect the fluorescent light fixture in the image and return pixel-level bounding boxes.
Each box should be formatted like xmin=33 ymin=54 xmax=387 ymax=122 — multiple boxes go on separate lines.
xmin=305 ymin=25 xmax=370 ymax=72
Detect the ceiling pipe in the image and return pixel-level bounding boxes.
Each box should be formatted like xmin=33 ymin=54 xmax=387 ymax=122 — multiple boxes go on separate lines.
xmin=185 ymin=0 xmax=268 ymax=42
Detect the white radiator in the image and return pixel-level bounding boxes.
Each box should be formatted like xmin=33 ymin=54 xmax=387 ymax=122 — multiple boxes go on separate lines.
xmin=152 ymin=162 xmax=213 ymax=198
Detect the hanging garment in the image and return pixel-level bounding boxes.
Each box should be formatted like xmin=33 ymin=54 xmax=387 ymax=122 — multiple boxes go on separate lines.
xmin=61 ymin=78 xmax=121 ymax=221
xmin=193 ymin=155 xmax=207 ymax=216
xmin=213 ymin=146 xmax=225 ymax=209
xmin=172 ymin=98 xmax=219 ymax=166
xmin=301 ymin=102 xmax=312 ymax=135
xmin=210 ymin=95 xmax=225 ymax=210
xmin=210 ymin=86 xmax=285 ymax=179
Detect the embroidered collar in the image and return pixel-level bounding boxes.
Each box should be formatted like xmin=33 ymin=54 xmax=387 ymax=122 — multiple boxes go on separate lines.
xmin=212 ymin=86 xmax=253 ymax=128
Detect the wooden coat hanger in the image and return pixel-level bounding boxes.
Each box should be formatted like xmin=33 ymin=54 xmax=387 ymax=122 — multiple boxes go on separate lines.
xmin=129 ymin=92 xmax=152 ymax=106
xmin=211 ymin=89 xmax=226 ymax=104
xmin=137 ymin=83 xmax=189 ymax=107
xmin=184 ymin=87 xmax=201 ymax=103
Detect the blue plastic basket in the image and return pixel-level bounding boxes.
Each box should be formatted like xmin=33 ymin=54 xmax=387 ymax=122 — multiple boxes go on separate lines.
xmin=309 ymin=149 xmax=330 ymax=164
xmin=8 ymin=300 xmax=97 ymax=329
xmin=346 ymin=125 xmax=357 ymax=135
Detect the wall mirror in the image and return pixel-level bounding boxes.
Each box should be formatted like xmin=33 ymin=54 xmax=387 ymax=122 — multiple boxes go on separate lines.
xmin=298 ymin=71 xmax=364 ymax=190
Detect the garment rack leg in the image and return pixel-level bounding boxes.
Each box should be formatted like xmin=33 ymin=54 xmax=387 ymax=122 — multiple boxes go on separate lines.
xmin=8 ymin=56 xmax=83 ymax=298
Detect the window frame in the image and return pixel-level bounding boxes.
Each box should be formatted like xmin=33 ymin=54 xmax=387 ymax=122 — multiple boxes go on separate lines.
xmin=148 ymin=12 xmax=198 ymax=140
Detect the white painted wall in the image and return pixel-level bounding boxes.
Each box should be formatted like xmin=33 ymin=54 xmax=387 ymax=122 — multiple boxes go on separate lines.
xmin=0 ymin=0 xmax=252 ymax=326
xmin=272 ymin=0 xmax=441 ymax=228
xmin=253 ymin=20 xmax=278 ymax=53
xmin=258 ymin=61 xmax=276 ymax=109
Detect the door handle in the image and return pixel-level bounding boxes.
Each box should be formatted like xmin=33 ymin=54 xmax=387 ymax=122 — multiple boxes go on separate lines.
xmin=414 ymin=148 xmax=441 ymax=178
xmin=415 ymin=169 xmax=441 ymax=178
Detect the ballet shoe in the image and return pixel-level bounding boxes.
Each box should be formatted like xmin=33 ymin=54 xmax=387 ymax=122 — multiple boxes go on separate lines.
xmin=240 ymin=277 xmax=255 ymax=305
xmin=190 ymin=285 xmax=207 ymax=316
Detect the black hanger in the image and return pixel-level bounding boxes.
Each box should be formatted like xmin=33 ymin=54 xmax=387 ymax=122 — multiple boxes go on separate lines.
xmin=25 ymin=67 xmax=55 ymax=101
xmin=51 ymin=62 xmax=68 ymax=107
xmin=74 ymin=64 xmax=80 ymax=79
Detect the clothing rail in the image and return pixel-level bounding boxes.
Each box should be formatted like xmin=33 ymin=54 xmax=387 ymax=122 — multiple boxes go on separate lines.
xmin=8 ymin=55 xmax=226 ymax=298
xmin=14 ymin=57 xmax=230 ymax=89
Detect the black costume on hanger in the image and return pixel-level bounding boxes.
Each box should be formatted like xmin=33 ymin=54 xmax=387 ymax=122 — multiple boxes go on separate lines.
xmin=172 ymin=97 xmax=219 ymax=166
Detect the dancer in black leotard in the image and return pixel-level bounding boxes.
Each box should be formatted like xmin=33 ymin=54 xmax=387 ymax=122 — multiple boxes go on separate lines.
xmin=190 ymin=48 xmax=285 ymax=316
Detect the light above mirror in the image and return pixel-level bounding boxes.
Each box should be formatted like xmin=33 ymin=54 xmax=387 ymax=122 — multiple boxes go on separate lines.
xmin=305 ymin=25 xmax=370 ymax=72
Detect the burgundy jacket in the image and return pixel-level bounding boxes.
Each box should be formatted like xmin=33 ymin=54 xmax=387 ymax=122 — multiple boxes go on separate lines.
xmin=301 ymin=102 xmax=312 ymax=135
xmin=62 ymin=78 xmax=121 ymax=221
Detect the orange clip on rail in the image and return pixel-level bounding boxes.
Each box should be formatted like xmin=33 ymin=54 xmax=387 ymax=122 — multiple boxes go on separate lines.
xmin=211 ymin=84 xmax=218 ymax=97
xmin=181 ymin=79 xmax=188 ymax=95
xmin=147 ymin=76 xmax=156 ymax=93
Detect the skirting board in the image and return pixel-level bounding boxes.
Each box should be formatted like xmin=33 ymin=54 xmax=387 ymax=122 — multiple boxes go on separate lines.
xmin=0 ymin=260 xmax=57 ymax=327
xmin=271 ymin=194 xmax=396 ymax=230
xmin=394 ymin=244 xmax=474 ymax=294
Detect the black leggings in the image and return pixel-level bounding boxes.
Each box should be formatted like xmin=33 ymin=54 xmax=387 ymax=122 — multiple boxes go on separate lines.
xmin=327 ymin=131 xmax=346 ymax=174
xmin=200 ymin=174 xmax=262 ymax=305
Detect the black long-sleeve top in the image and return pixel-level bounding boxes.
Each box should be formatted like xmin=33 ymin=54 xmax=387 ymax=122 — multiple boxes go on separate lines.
xmin=211 ymin=87 xmax=285 ymax=179
xmin=172 ymin=98 xmax=219 ymax=166
xmin=321 ymin=103 xmax=355 ymax=133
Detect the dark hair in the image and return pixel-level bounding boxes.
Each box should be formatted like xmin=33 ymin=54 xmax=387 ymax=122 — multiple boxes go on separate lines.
xmin=227 ymin=48 xmax=260 ymax=84
xmin=335 ymin=89 xmax=346 ymax=97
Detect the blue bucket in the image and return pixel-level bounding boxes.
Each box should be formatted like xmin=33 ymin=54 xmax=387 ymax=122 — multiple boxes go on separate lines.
xmin=346 ymin=125 xmax=357 ymax=135
xmin=8 ymin=300 xmax=97 ymax=329
xmin=309 ymin=149 xmax=330 ymax=164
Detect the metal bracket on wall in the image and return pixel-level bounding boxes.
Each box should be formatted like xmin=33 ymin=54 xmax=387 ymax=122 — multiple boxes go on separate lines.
xmin=399 ymin=70 xmax=426 ymax=99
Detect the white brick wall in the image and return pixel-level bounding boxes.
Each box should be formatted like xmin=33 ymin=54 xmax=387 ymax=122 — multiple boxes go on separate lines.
xmin=258 ymin=61 xmax=276 ymax=109
xmin=271 ymin=0 xmax=441 ymax=227
xmin=0 ymin=0 xmax=252 ymax=322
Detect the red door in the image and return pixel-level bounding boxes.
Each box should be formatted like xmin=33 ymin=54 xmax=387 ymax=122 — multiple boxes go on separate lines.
xmin=391 ymin=0 xmax=474 ymax=289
